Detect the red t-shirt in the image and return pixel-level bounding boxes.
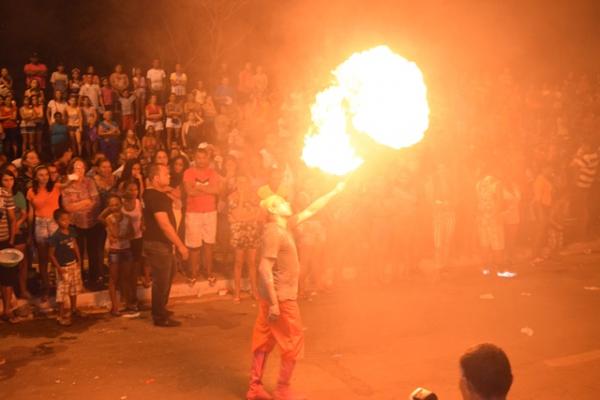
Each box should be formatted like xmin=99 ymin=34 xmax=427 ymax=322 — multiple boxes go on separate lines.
xmin=0 ymin=105 xmax=17 ymax=129
xmin=24 ymin=63 xmax=48 ymax=89
xmin=183 ymin=167 xmax=219 ymax=213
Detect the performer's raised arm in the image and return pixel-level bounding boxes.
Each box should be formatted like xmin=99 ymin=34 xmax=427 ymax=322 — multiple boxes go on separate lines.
xmin=290 ymin=181 xmax=346 ymax=228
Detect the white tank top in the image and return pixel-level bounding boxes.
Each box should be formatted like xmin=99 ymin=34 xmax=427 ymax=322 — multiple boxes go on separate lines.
xmin=121 ymin=199 xmax=142 ymax=239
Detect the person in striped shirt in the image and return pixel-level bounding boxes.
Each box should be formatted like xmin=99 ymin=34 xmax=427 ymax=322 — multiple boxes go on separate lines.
xmin=570 ymin=143 xmax=598 ymax=241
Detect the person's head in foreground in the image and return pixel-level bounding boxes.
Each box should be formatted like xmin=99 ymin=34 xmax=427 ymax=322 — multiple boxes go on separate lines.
xmin=459 ymin=343 xmax=513 ymax=400
xmin=260 ymin=194 xmax=292 ymax=218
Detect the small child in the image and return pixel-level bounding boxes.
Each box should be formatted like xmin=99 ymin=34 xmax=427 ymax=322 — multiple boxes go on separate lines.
xmin=48 ymin=209 xmax=83 ymax=326
xmin=99 ymin=194 xmax=136 ymax=316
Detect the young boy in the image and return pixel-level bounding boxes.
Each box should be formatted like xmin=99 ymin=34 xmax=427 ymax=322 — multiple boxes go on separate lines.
xmin=49 ymin=208 xmax=83 ymax=326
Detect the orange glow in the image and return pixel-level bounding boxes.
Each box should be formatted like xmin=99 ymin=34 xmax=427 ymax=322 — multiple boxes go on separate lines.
xmin=302 ymin=45 xmax=430 ymax=175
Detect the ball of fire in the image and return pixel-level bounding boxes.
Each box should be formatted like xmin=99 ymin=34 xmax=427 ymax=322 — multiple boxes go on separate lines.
xmin=301 ymin=45 xmax=430 ymax=175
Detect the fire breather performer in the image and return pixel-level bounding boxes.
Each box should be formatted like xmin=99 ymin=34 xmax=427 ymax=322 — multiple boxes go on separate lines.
xmin=246 ymin=181 xmax=345 ymax=400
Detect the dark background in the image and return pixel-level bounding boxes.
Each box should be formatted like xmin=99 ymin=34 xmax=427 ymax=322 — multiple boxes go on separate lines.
xmin=1 ymin=0 xmax=600 ymax=96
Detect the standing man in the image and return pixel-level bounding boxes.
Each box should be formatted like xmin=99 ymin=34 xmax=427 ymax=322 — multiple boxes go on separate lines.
xmin=143 ymin=163 xmax=189 ymax=327
xmin=23 ymin=53 xmax=48 ymax=91
xmin=183 ymin=148 xmax=220 ymax=285
xmin=146 ymin=59 xmax=166 ymax=105
xmin=246 ymin=182 xmax=345 ymax=400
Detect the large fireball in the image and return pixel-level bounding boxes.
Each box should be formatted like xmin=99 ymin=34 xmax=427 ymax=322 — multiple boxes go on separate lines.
xmin=302 ymin=45 xmax=430 ymax=175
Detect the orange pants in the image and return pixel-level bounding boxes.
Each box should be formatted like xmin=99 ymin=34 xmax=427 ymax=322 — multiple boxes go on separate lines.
xmin=251 ymin=300 xmax=304 ymax=361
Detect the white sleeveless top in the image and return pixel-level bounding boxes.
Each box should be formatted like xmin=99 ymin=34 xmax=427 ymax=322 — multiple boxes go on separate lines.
xmin=122 ymin=199 xmax=142 ymax=239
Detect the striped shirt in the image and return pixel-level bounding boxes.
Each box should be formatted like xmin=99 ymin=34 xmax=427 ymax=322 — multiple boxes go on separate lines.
xmin=572 ymin=148 xmax=599 ymax=189
xmin=0 ymin=188 xmax=16 ymax=241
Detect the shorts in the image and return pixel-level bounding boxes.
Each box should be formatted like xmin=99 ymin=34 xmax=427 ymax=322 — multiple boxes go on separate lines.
xmin=478 ymin=216 xmax=505 ymax=251
xmin=68 ymin=125 xmax=80 ymax=134
xmin=14 ymin=232 xmax=27 ymax=246
xmin=20 ymin=124 xmax=35 ymax=135
xmin=145 ymin=120 xmax=164 ymax=131
xmin=108 ymin=249 xmax=133 ymax=264
xmin=122 ymin=114 xmax=135 ymax=132
xmin=35 ymin=216 xmax=58 ymax=244
xmin=166 ymin=118 xmax=182 ymax=129
xmin=56 ymin=262 xmax=83 ymax=302
xmin=130 ymin=238 xmax=143 ymax=261
xmin=230 ymin=221 xmax=260 ymax=249
xmin=185 ymin=211 xmax=217 ymax=248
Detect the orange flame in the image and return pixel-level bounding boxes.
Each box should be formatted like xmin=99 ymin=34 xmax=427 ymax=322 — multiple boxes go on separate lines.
xmin=302 ymin=45 xmax=429 ymax=175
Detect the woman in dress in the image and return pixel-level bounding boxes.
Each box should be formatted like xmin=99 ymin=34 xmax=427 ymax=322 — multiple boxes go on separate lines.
xmin=19 ymin=96 xmax=36 ymax=152
xmin=165 ymin=93 xmax=183 ymax=149
xmin=65 ymin=96 xmax=83 ymax=155
xmin=228 ymin=175 xmax=261 ymax=302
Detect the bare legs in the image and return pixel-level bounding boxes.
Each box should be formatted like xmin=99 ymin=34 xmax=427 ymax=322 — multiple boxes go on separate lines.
xmin=233 ymin=248 xmax=258 ymax=301
xmin=37 ymin=242 xmax=50 ymax=302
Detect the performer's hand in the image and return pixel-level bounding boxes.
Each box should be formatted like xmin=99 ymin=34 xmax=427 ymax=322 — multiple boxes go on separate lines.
xmin=268 ymin=303 xmax=280 ymax=321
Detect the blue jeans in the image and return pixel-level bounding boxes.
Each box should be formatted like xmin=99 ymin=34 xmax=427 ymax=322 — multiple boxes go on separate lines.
xmin=143 ymin=240 xmax=174 ymax=322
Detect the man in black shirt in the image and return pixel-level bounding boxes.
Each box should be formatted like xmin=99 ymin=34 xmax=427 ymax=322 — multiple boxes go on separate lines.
xmin=143 ymin=163 xmax=189 ymax=327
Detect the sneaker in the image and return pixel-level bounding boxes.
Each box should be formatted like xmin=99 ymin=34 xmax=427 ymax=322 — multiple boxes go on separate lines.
xmin=122 ymin=311 xmax=141 ymax=319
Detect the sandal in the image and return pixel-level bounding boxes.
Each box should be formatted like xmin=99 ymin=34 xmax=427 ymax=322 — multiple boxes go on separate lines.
xmin=57 ymin=316 xmax=72 ymax=326
xmin=233 ymin=297 xmax=241 ymax=304
xmin=208 ymin=275 xmax=217 ymax=286
xmin=110 ymin=310 xmax=122 ymax=317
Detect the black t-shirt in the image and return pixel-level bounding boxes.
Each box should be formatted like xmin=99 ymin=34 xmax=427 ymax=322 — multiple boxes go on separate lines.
xmin=142 ymin=188 xmax=175 ymax=244
xmin=49 ymin=228 xmax=78 ymax=266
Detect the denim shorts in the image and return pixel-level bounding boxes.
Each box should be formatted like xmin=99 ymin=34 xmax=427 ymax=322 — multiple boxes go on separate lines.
xmin=108 ymin=249 xmax=133 ymax=265
xmin=35 ymin=216 xmax=58 ymax=244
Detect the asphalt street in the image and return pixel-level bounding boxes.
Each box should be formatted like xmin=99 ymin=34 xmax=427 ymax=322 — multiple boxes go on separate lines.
xmin=1 ymin=253 xmax=600 ymax=400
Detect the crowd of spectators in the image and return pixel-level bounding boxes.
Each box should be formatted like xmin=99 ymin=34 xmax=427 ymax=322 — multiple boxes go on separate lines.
xmin=0 ymin=52 xmax=598 ymax=326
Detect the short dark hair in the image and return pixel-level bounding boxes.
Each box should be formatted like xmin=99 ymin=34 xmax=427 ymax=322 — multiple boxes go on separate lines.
xmin=147 ymin=163 xmax=165 ymax=181
xmin=106 ymin=193 xmax=122 ymax=204
xmin=460 ymin=343 xmax=513 ymax=399
xmin=53 ymin=208 xmax=69 ymax=221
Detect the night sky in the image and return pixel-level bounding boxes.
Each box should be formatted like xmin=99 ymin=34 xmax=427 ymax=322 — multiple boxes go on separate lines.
xmin=2 ymin=0 xmax=600 ymax=96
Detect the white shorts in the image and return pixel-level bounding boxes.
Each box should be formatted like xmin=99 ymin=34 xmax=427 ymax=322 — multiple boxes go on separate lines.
xmin=165 ymin=118 xmax=182 ymax=129
xmin=185 ymin=211 xmax=217 ymax=248
xmin=145 ymin=120 xmax=164 ymax=131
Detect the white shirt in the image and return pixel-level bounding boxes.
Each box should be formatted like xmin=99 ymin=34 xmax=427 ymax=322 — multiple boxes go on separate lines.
xmin=47 ymin=100 xmax=68 ymax=124
xmin=79 ymin=83 xmax=101 ymax=108
xmin=146 ymin=68 xmax=166 ymax=91
xmin=170 ymin=72 xmax=187 ymax=96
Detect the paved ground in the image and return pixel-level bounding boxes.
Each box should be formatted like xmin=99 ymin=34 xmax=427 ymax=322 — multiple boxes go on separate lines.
xmin=1 ymin=253 xmax=600 ymax=400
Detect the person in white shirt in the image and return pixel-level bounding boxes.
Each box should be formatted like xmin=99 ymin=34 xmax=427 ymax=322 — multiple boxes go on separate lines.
xmin=79 ymin=74 xmax=102 ymax=110
xmin=46 ymin=90 xmax=68 ymax=125
xmin=169 ymin=63 xmax=187 ymax=101
xmin=146 ymin=59 xmax=166 ymax=104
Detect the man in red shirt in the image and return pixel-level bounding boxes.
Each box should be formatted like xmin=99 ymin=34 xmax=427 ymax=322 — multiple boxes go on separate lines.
xmin=183 ymin=148 xmax=220 ymax=284
xmin=246 ymin=181 xmax=345 ymax=400
xmin=23 ymin=53 xmax=48 ymax=90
